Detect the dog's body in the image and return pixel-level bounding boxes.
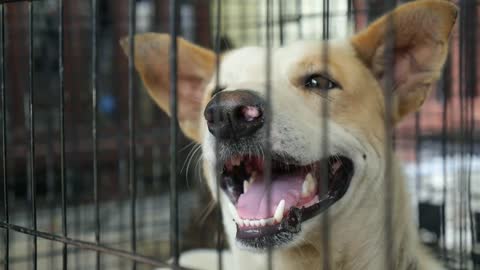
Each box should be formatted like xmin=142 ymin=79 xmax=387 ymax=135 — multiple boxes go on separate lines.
xmin=122 ymin=1 xmax=457 ymax=269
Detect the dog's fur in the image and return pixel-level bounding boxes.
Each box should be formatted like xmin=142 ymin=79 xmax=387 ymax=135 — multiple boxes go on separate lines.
xmin=121 ymin=1 xmax=457 ymax=269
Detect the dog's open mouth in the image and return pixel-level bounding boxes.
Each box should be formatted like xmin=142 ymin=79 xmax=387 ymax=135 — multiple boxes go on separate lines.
xmin=220 ymin=154 xmax=354 ymax=248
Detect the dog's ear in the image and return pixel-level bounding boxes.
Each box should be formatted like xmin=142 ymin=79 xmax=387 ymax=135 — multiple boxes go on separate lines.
xmin=120 ymin=33 xmax=216 ymax=142
xmin=351 ymin=0 xmax=457 ymax=123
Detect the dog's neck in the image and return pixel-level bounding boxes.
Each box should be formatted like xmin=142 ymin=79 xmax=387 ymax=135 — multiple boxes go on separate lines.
xmin=219 ymin=156 xmax=441 ymax=270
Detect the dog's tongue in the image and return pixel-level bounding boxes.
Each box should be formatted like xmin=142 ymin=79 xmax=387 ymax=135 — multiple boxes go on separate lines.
xmin=236 ymin=174 xmax=304 ymax=220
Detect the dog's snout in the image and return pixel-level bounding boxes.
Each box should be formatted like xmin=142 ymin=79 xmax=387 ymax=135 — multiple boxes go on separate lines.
xmin=204 ymin=90 xmax=264 ymax=140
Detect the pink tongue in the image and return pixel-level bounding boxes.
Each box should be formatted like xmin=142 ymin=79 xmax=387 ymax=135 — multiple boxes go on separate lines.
xmin=236 ymin=174 xmax=304 ymax=220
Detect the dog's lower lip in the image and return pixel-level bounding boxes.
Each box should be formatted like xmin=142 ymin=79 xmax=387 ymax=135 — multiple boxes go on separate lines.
xmin=234 ymin=187 xmax=341 ymax=245
xmin=236 ymin=207 xmax=302 ymax=239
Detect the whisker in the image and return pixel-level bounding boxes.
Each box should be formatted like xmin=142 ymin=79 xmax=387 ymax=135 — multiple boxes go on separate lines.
xmin=194 ymin=198 xmax=218 ymax=225
xmin=195 ymin=156 xmax=205 ymax=184
xmin=179 ymin=141 xmax=197 ymax=153
xmin=182 ymin=143 xmax=201 ymax=174
xmin=186 ymin=144 xmax=202 ymax=176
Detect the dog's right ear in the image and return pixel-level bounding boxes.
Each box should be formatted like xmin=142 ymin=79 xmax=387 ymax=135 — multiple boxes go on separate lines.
xmin=120 ymin=33 xmax=216 ymax=143
xmin=351 ymin=0 xmax=457 ymax=124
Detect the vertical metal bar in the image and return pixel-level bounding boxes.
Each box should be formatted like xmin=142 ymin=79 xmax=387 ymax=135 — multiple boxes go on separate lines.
xmin=1 ymin=4 xmax=8 ymax=270
xmin=169 ymin=0 xmax=179 ymax=266
xmin=265 ymin=0 xmax=272 ymax=269
xmin=465 ymin=1 xmax=477 ymax=266
xmin=383 ymin=1 xmax=395 ymax=269
xmin=278 ymin=0 xmax=284 ymax=45
xmin=458 ymin=1 xmax=466 ymax=266
xmin=256 ymin=2 xmax=261 ymax=45
xmin=321 ymin=0 xmax=330 ymax=269
xmin=45 ymin=111 xmax=56 ymax=270
xmin=128 ymin=0 xmax=137 ymax=269
xmin=58 ymin=0 xmax=68 ymax=268
xmin=296 ymin=0 xmax=302 ymax=39
xmin=213 ymin=1 xmax=223 ymax=269
xmin=440 ymin=53 xmax=450 ymax=265
xmin=28 ymin=2 xmax=37 ymax=269
xmin=240 ymin=0 xmax=247 ymax=45
xmin=347 ymin=0 xmax=353 ymax=24
xmin=414 ymin=112 xmax=421 ymax=204
xmin=91 ymin=0 xmax=100 ymax=269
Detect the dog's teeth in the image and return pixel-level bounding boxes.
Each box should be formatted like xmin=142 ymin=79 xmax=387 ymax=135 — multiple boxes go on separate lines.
xmin=260 ymin=219 xmax=266 ymax=226
xmin=243 ymin=180 xmax=250 ymax=193
xmin=302 ymin=173 xmax=317 ymax=197
xmin=244 ymin=219 xmax=250 ymax=227
xmin=254 ymin=220 xmax=260 ymax=227
xmin=238 ymin=219 xmax=244 ymax=227
xmin=268 ymin=218 xmax=275 ymax=225
xmin=274 ymin=200 xmax=285 ymax=223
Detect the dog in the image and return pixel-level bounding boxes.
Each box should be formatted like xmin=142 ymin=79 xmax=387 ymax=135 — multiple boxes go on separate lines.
xmin=121 ymin=1 xmax=457 ymax=269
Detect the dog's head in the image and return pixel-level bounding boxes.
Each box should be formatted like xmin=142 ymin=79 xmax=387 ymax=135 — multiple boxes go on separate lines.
xmin=122 ymin=0 xmax=456 ymax=251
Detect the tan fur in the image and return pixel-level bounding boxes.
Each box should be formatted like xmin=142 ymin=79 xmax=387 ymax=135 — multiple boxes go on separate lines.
xmin=120 ymin=34 xmax=216 ymax=141
xmin=122 ymin=1 xmax=457 ymax=269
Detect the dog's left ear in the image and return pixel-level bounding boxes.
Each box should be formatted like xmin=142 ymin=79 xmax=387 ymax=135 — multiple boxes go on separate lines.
xmin=120 ymin=33 xmax=216 ymax=142
xmin=351 ymin=0 xmax=457 ymax=123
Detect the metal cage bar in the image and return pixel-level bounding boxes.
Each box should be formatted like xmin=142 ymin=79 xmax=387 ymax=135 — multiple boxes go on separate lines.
xmin=265 ymin=0 xmax=273 ymax=268
xmin=320 ymin=0 xmax=331 ymax=269
xmin=128 ymin=0 xmax=137 ymax=269
xmin=169 ymin=0 xmax=180 ymax=267
xmin=91 ymin=0 xmax=100 ymax=269
xmin=214 ymin=0 xmax=224 ymax=269
xmin=27 ymin=2 xmax=37 ymax=269
xmin=383 ymin=1 xmax=396 ymax=268
xmin=58 ymin=0 xmax=68 ymax=269
xmin=1 ymin=4 xmax=8 ymax=270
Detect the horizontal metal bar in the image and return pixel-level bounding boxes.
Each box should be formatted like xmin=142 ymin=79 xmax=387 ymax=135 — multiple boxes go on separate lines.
xmin=0 ymin=222 xmax=197 ymax=270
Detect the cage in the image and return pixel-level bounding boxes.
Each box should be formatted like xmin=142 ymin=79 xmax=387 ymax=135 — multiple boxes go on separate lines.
xmin=0 ymin=0 xmax=479 ymax=269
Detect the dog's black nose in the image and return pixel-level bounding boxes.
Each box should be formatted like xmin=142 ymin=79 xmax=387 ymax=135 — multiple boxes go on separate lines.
xmin=204 ymin=90 xmax=264 ymax=140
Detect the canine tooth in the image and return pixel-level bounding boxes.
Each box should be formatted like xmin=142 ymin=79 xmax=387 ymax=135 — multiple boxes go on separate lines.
xmin=253 ymin=220 xmax=260 ymax=227
xmin=274 ymin=200 xmax=285 ymax=223
xmin=244 ymin=219 xmax=250 ymax=227
xmin=302 ymin=173 xmax=317 ymax=197
xmin=243 ymin=180 xmax=250 ymax=193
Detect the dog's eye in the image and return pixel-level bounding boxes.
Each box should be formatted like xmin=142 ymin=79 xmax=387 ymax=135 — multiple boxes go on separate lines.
xmin=304 ymin=74 xmax=339 ymax=91
xmin=211 ymin=86 xmax=226 ymax=97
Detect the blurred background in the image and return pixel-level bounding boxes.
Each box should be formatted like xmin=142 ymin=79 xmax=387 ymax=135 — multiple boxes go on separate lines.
xmin=0 ymin=0 xmax=479 ymax=269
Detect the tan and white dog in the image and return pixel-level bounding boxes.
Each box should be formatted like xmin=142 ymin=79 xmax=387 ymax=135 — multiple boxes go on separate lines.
xmin=122 ymin=1 xmax=457 ymax=269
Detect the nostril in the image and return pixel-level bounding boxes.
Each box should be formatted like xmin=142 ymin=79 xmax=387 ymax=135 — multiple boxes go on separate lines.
xmin=240 ymin=106 xmax=262 ymax=122
xmin=205 ymin=107 xmax=215 ymax=123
